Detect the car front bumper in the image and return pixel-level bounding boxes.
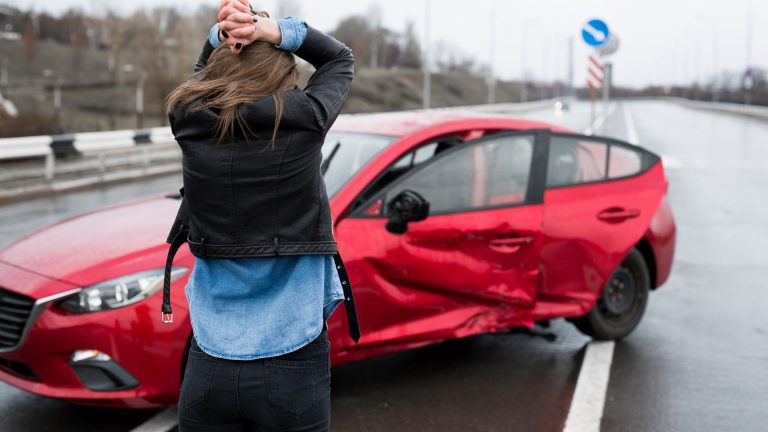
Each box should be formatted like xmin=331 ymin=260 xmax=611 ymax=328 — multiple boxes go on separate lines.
xmin=0 ymin=260 xmax=190 ymax=408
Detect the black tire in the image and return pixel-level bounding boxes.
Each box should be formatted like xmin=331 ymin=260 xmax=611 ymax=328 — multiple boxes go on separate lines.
xmin=570 ymin=248 xmax=651 ymax=340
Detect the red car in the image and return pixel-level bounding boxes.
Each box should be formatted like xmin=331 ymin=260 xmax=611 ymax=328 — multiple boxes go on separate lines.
xmin=0 ymin=111 xmax=675 ymax=408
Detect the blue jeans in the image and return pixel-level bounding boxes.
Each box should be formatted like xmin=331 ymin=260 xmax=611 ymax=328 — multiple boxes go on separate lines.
xmin=178 ymin=326 xmax=331 ymax=432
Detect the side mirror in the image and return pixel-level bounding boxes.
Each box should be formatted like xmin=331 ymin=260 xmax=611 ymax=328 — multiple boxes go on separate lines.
xmin=385 ymin=190 xmax=430 ymax=234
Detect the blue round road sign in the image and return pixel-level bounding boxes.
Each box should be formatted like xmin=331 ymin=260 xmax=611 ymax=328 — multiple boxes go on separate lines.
xmin=582 ymin=19 xmax=610 ymax=47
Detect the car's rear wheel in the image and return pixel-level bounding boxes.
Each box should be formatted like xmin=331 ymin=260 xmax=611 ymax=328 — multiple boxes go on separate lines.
xmin=571 ymin=248 xmax=650 ymax=340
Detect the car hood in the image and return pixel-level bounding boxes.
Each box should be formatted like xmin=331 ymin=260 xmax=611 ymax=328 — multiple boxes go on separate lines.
xmin=0 ymin=196 xmax=180 ymax=286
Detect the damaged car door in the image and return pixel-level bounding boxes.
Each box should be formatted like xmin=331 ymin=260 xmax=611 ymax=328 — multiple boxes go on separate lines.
xmin=334 ymin=132 xmax=549 ymax=347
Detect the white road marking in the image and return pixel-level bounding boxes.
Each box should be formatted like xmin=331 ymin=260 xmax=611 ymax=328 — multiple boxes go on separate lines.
xmin=622 ymin=103 xmax=639 ymax=144
xmin=563 ymin=341 xmax=616 ymax=432
xmin=583 ymin=103 xmax=617 ymax=135
xmin=129 ymin=406 xmax=178 ymax=432
xmin=622 ymin=102 xmax=682 ymax=170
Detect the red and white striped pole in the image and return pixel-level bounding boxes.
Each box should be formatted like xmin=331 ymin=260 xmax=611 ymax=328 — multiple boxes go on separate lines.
xmin=587 ymin=54 xmax=604 ymax=130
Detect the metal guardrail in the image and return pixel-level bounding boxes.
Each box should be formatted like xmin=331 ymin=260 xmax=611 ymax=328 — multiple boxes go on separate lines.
xmin=0 ymin=99 xmax=560 ymax=180
xmin=0 ymin=127 xmax=176 ymax=180
xmin=0 ymin=99 xmax=563 ymax=203
xmin=0 ymin=136 xmax=56 ymax=180
xmin=426 ymin=98 xmax=560 ymax=114
xmin=672 ymin=98 xmax=768 ymax=121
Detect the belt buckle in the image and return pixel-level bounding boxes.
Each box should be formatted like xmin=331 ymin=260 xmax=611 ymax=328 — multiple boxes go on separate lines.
xmin=162 ymin=312 xmax=174 ymax=324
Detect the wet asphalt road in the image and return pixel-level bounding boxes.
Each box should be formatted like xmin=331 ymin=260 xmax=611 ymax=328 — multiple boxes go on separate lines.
xmin=0 ymin=100 xmax=766 ymax=431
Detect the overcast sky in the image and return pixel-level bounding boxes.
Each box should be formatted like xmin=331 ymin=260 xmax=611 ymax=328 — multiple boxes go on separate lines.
xmin=7 ymin=0 xmax=766 ymax=88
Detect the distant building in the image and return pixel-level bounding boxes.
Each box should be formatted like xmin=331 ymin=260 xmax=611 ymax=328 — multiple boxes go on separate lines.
xmin=0 ymin=5 xmax=15 ymax=32
xmin=0 ymin=5 xmax=21 ymax=40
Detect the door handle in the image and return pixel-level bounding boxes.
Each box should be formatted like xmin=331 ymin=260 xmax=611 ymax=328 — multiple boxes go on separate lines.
xmin=488 ymin=236 xmax=534 ymax=254
xmin=597 ymin=208 xmax=640 ymax=222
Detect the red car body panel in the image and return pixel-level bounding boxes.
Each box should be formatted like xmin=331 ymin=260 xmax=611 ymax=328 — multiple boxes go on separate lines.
xmin=0 ymin=112 xmax=675 ymax=407
xmin=643 ymin=195 xmax=676 ymax=287
xmin=332 ymin=204 xmax=545 ymax=363
xmin=535 ymin=164 xmax=667 ymax=318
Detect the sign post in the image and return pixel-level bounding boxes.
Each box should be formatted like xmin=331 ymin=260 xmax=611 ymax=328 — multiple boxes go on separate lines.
xmin=744 ymin=68 xmax=754 ymax=105
xmin=587 ymin=55 xmax=604 ymax=129
xmin=581 ymin=19 xmax=612 ymax=131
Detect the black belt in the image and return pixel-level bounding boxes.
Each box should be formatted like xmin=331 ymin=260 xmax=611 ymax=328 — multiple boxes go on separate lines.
xmin=161 ymin=226 xmax=361 ymax=343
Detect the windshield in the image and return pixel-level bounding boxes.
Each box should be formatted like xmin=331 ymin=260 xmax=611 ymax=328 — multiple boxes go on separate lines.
xmin=321 ymin=132 xmax=398 ymax=197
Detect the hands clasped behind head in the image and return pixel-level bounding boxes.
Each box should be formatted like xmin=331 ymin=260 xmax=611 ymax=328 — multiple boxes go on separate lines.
xmin=217 ymin=1 xmax=276 ymax=55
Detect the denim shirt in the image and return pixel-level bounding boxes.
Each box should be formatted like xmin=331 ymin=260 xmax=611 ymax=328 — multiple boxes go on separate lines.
xmin=185 ymin=254 xmax=344 ymax=360
xmin=187 ymin=18 xmax=344 ymax=361
xmin=208 ymin=16 xmax=307 ymax=52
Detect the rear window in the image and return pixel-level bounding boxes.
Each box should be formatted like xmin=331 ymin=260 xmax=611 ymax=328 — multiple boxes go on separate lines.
xmin=609 ymin=145 xmax=643 ymax=178
xmin=546 ymin=136 xmax=656 ymax=188
xmin=547 ymin=137 xmax=607 ymax=187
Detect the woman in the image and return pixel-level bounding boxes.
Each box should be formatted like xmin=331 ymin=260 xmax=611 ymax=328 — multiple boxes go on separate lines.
xmin=162 ymin=2 xmax=360 ymax=431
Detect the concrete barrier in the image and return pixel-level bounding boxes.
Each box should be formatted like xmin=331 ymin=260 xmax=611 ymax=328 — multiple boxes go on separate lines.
xmin=672 ymin=98 xmax=768 ymax=122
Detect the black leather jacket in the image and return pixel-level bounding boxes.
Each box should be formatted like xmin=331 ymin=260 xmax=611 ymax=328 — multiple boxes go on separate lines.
xmin=168 ymin=24 xmax=353 ymax=257
xmin=161 ymin=24 xmax=360 ymax=342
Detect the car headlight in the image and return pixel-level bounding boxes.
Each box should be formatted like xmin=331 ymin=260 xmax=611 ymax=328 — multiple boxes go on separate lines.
xmin=58 ymin=267 xmax=189 ymax=313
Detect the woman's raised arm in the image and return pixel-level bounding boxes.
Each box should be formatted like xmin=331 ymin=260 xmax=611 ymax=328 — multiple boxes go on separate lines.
xmin=221 ymin=13 xmax=355 ymax=132
xmin=293 ymin=26 xmax=355 ymax=132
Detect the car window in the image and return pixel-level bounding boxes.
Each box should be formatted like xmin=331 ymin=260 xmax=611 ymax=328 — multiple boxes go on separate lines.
xmin=321 ymin=132 xmax=398 ymax=197
xmin=609 ymin=145 xmax=643 ymax=178
xmin=413 ymin=142 xmax=439 ymax=164
xmin=375 ymin=134 xmax=534 ymax=216
xmin=351 ymin=138 xmax=462 ymax=212
xmin=546 ymin=137 xmax=608 ymax=187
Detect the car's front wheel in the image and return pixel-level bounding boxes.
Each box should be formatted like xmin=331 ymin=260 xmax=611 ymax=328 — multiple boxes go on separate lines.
xmin=570 ymin=248 xmax=651 ymax=340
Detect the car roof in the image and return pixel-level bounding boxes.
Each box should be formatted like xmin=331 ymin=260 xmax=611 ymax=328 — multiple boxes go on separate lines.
xmin=330 ymin=109 xmax=570 ymax=137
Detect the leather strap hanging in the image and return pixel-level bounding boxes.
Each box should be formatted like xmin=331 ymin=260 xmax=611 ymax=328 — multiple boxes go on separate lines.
xmin=332 ymin=250 xmax=361 ymax=342
xmin=161 ymin=225 xmax=189 ymax=324
xmin=161 ymin=228 xmax=361 ymax=343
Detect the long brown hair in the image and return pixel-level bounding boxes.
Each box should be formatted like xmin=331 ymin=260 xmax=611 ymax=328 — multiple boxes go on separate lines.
xmin=166 ymin=14 xmax=299 ymax=147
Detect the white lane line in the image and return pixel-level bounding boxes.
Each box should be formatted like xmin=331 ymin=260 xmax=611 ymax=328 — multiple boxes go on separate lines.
xmin=129 ymin=406 xmax=178 ymax=432
xmin=622 ymin=102 xmax=683 ymax=170
xmin=622 ymin=103 xmax=639 ymax=145
xmin=563 ymin=341 xmax=616 ymax=432
xmin=583 ymin=103 xmax=616 ymax=135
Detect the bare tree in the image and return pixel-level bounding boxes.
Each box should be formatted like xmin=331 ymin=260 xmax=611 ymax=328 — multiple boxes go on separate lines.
xmin=21 ymin=19 xmax=36 ymax=83
xmin=398 ymin=21 xmax=422 ymax=69
xmin=433 ymin=40 xmax=480 ymax=75
xmin=367 ymin=5 xmax=382 ymax=69
xmin=62 ymin=9 xmax=86 ymax=84
xmin=330 ymin=15 xmax=371 ymax=66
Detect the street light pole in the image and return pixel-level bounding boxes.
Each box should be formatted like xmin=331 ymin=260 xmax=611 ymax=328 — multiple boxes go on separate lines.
xmin=487 ymin=0 xmax=496 ymax=104
xmin=521 ymin=25 xmax=528 ymax=102
xmin=520 ymin=18 xmax=539 ymax=103
xmin=698 ymin=16 xmax=719 ymax=101
xmin=0 ymin=59 xmax=8 ymax=92
xmin=136 ymin=71 xmax=147 ymax=129
xmin=53 ymin=76 xmax=63 ymax=127
xmin=422 ymin=0 xmax=432 ymax=109
xmin=745 ymin=0 xmax=753 ymax=105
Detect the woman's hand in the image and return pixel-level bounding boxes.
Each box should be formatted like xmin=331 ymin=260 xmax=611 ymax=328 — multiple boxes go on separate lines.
xmin=217 ymin=1 xmax=282 ymax=54
xmin=217 ymin=0 xmax=252 ymax=54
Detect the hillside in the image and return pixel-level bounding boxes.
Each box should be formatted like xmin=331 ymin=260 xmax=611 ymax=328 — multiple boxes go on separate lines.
xmin=0 ymin=38 xmax=536 ymax=137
